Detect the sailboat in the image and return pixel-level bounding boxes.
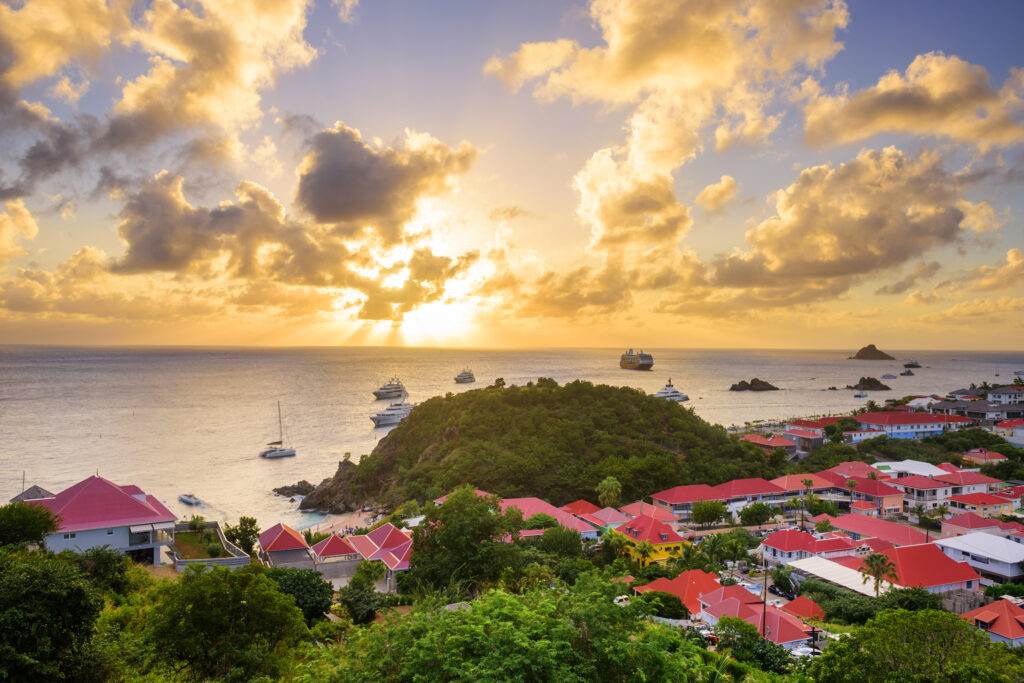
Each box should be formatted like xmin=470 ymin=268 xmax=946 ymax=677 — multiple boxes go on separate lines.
xmin=259 ymin=400 xmax=296 ymax=458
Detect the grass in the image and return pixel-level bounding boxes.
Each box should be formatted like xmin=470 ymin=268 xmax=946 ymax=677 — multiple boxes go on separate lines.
xmin=173 ymin=530 xmax=225 ymax=559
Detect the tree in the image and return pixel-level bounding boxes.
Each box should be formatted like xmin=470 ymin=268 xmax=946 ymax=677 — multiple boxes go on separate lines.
xmin=931 ymin=503 xmax=949 ymax=520
xmin=815 ymin=518 xmax=834 ymax=533
xmin=524 ymin=513 xmax=559 ymax=529
xmin=860 ymin=553 xmax=898 ymax=596
xmin=188 ymin=514 xmax=205 ymax=531
xmin=809 ymin=609 xmax=1024 ymax=681
xmin=669 ymin=544 xmax=714 ymax=574
xmin=146 ymin=565 xmax=307 ymax=680
xmin=739 ymin=502 xmax=772 ymax=526
xmin=302 ymin=528 xmax=331 ymax=546
xmin=349 ymin=559 xmax=386 ymax=591
xmin=406 ymin=486 xmax=522 ymax=593
xmin=910 ymin=503 xmax=927 ymax=522
xmin=64 ymin=545 xmax=133 ymax=595
xmin=596 ymin=476 xmax=622 ymax=508
xmin=771 ymin=565 xmax=793 ymax=594
xmin=846 ymin=479 xmax=858 ymax=500
xmin=632 ymin=540 xmax=656 ymax=568
xmin=875 ymin=587 xmax=942 ymax=612
xmin=0 ymin=501 xmax=59 ymax=547
xmin=540 ymin=525 xmax=582 ymax=558
xmin=492 ymin=377 xmax=506 ymax=388
xmin=223 ymin=516 xmax=259 ymax=555
xmin=714 ymin=615 xmax=791 ymax=674
xmin=265 ymin=567 xmax=334 ymax=625
xmin=701 ymin=533 xmax=730 ymax=568
xmin=0 ymin=548 xmax=102 ymax=680
xmin=636 ymin=590 xmax=687 ymax=619
xmin=690 ymin=500 xmax=727 ymax=527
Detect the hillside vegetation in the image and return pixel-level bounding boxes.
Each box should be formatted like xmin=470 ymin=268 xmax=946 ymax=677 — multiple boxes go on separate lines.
xmin=300 ymin=379 xmax=779 ymax=511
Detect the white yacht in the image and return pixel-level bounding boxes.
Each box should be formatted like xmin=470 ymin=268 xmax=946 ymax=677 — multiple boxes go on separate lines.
xmin=259 ymin=400 xmax=296 ymax=458
xmin=178 ymin=493 xmax=201 ymax=506
xmin=651 ymin=379 xmax=689 ymax=403
xmin=371 ymin=401 xmax=415 ymax=427
xmin=454 ymin=368 xmax=476 ymax=384
xmin=373 ymin=377 xmax=408 ymax=400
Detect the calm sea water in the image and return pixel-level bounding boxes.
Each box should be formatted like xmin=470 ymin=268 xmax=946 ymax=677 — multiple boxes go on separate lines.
xmin=2 ymin=346 xmax=1022 ymax=528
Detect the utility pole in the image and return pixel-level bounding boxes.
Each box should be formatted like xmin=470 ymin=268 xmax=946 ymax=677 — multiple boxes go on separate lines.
xmin=761 ymin=552 xmax=768 ymax=637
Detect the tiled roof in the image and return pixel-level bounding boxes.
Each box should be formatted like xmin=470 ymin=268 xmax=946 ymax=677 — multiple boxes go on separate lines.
xmin=763 ymin=529 xmax=815 ymax=552
xmin=650 ymin=484 xmax=718 ymax=505
xmin=745 ymin=606 xmax=812 ymax=645
xmin=258 ymin=522 xmax=308 ymax=553
xmin=844 ymin=476 xmax=902 ymax=497
xmin=780 ymin=596 xmax=825 ymax=621
xmin=741 ymin=434 xmax=796 ymax=448
xmin=311 ymin=533 xmax=358 ymax=558
xmin=851 ymin=501 xmax=875 ymax=510
xmin=572 ymin=512 xmax=607 ymax=527
xmin=561 ymin=499 xmax=600 ymax=515
xmin=949 ymin=493 xmax=1012 ymax=506
xmin=634 ymin=569 xmax=720 ymax=614
xmin=380 ymin=539 xmax=412 ymax=571
xmin=891 ymin=475 xmax=948 ymax=490
xmin=934 ymin=472 xmax=1001 ymax=487
xmin=825 ymin=461 xmax=878 ymax=478
xmin=700 ymin=584 xmax=763 ymax=608
xmin=33 ymin=475 xmax=176 ymax=533
xmin=592 ymin=507 xmax=630 ymax=525
xmin=711 ymin=478 xmax=786 ymax=499
xmin=963 ymin=449 xmax=1007 ymax=462
xmin=769 ymin=474 xmax=833 ymax=492
xmin=828 ymin=513 xmax=928 ymax=546
xmin=785 ymin=429 xmax=823 ymax=439
xmin=348 ymin=523 xmax=412 ymax=560
xmin=501 ymin=497 xmax=597 ymax=534
xmin=618 ymin=515 xmax=683 ymax=545
xmin=943 ymin=512 xmax=1000 ymax=530
xmin=843 ymin=543 xmax=980 ymax=589
xmin=961 ymin=600 xmax=1024 ymax=640
xmin=619 ymin=501 xmax=677 ymax=521
xmin=998 ymin=486 xmax=1024 ymax=500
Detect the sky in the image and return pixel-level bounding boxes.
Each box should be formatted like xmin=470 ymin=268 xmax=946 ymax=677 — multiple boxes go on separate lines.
xmin=1 ymin=0 xmax=1022 ymax=349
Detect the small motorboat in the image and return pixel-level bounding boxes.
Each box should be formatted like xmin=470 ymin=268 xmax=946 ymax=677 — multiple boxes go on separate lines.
xmin=900 ymin=369 xmax=914 ymax=376
xmin=903 ymin=359 xmax=921 ymax=368
xmin=854 ymin=393 xmax=868 ymax=398
xmin=881 ymin=374 xmax=897 ymax=379
xmin=179 ymin=493 xmax=201 ymax=506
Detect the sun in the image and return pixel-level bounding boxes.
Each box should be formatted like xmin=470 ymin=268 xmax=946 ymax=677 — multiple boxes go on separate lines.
xmin=399 ymin=299 xmax=478 ymax=346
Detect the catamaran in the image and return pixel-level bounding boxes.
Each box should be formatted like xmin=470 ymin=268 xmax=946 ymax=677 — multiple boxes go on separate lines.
xmin=260 ymin=400 xmax=296 ymax=458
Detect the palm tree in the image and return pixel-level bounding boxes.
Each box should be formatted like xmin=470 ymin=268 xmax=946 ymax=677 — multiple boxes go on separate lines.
xmin=670 ymin=543 xmax=714 ymax=573
xmin=860 ymin=553 xmax=898 ymax=596
xmin=847 ymin=479 xmax=858 ymax=503
xmin=931 ymin=503 xmax=949 ymax=521
xmin=633 ymin=540 xmax=656 ymax=568
xmin=702 ymin=533 xmax=728 ymax=569
xmin=910 ymin=503 xmax=927 ymax=523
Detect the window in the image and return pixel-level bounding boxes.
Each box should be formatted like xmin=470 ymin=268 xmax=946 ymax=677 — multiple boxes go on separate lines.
xmin=107 ymin=529 xmax=114 ymax=535
xmin=63 ymin=532 xmax=76 ymax=539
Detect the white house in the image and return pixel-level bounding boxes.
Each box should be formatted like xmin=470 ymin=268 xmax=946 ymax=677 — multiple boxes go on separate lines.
xmin=989 ymin=386 xmax=1024 ymax=406
xmin=29 ymin=475 xmax=176 ymax=564
xmin=935 ymin=532 xmax=1024 ymax=585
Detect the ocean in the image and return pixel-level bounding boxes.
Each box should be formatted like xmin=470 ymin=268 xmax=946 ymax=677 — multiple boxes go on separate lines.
xmin=1 ymin=345 xmax=1022 ymax=529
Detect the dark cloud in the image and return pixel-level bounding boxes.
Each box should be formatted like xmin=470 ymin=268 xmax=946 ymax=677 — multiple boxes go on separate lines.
xmin=875 ymin=261 xmax=941 ymax=295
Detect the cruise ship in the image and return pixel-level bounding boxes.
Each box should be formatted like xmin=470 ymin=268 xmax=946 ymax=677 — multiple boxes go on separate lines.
xmin=454 ymin=368 xmax=476 ymax=384
xmin=370 ymin=401 xmax=414 ymax=427
xmin=373 ymin=378 xmax=407 ymax=400
xmin=620 ymin=348 xmax=654 ymax=370
xmin=651 ymin=379 xmax=688 ymax=402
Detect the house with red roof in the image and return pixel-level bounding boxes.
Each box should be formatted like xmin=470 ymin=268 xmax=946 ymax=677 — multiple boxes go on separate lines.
xmin=826 ymin=513 xmax=929 ymax=547
xmin=650 ymin=484 xmax=720 ymax=521
xmin=32 ymin=475 xmax=176 ymax=564
xmin=769 ymin=474 xmax=833 ymax=496
xmin=633 ymin=569 xmax=720 ymax=615
xmin=817 ymin=472 xmax=903 ymax=515
xmin=940 ymin=512 xmax=1024 ymax=540
xmin=699 ymin=585 xmax=813 ymax=650
xmin=962 ymin=448 xmax=1008 ymax=466
xmin=889 ymin=475 xmax=953 ymax=513
xmin=760 ymin=529 xmax=865 ymax=566
xmin=561 ymin=499 xmax=600 ymax=516
xmin=781 ymin=596 xmax=825 ymax=621
xmin=782 ymin=428 xmax=824 ymax=453
xmin=835 ymin=543 xmax=981 ymax=594
xmin=948 ymin=493 xmax=1014 ymax=518
xmin=500 ymin=497 xmax=599 ymax=539
xmin=824 ymin=461 xmax=878 ymax=479
xmin=711 ymin=478 xmax=787 ymax=518
xmin=850 ymin=500 xmax=878 ymax=516
xmin=619 ymin=500 xmax=677 ymax=523
xmin=615 ymin=515 xmax=685 ymax=567
xmin=346 ymin=522 xmax=414 ymax=591
xmin=258 ymin=522 xmax=314 ymax=568
xmin=856 ymin=412 xmax=973 ymax=439
xmin=312 ymin=533 xmax=360 ymax=562
xmin=934 ymin=471 xmax=1001 ymax=496
xmin=591 ymin=506 xmax=630 ymax=529
xmin=741 ymin=433 xmax=797 ymax=456
xmin=962 ymin=599 xmax=1024 ymax=647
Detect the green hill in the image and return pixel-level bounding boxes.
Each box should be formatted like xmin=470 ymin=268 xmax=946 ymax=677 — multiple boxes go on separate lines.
xmin=298 ymin=379 xmax=781 ymax=512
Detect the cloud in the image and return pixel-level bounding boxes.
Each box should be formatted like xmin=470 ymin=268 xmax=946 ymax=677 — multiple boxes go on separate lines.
xmin=803 ymin=52 xmax=1024 ymax=148
xmin=875 ymin=261 xmax=941 ymax=295
xmin=489 ymin=205 xmax=533 ymax=222
xmin=914 ymin=296 xmax=1024 ymax=325
xmin=967 ymin=248 xmax=1024 ymax=292
xmin=49 ymin=76 xmax=90 ymax=105
xmin=902 ymin=289 xmax=939 ymax=306
xmin=0 ymin=200 xmax=40 ymax=262
xmin=334 ymin=0 xmax=360 ymax=23
xmin=295 ymin=123 xmax=478 ymax=243
xmin=695 ymin=175 xmax=739 ymax=212
xmin=955 ymin=199 xmax=1005 ymax=233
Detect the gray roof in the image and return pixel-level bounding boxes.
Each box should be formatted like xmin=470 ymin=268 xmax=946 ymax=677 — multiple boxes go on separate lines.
xmin=935 ymin=532 xmax=1024 ymax=564
xmin=9 ymin=485 xmax=54 ymax=503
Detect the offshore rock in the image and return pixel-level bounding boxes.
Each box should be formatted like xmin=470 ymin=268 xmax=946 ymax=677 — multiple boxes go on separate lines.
xmin=729 ymin=378 xmax=780 ymax=392
xmin=273 ymin=480 xmax=315 ymax=498
xmin=848 ymin=344 xmax=896 ymax=360
xmin=846 ymin=377 xmax=891 ymax=391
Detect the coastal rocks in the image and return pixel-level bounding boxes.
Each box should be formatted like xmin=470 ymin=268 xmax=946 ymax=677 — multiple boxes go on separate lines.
xmin=288 ymin=459 xmax=367 ymax=513
xmin=848 ymin=344 xmax=895 ymax=360
xmin=272 ymin=480 xmax=315 ymax=498
xmin=845 ymin=377 xmax=891 ymax=391
xmin=729 ymin=378 xmax=780 ymax=392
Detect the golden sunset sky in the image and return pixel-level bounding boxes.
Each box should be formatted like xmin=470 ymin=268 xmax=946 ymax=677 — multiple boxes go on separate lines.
xmin=1 ymin=0 xmax=1022 ymax=348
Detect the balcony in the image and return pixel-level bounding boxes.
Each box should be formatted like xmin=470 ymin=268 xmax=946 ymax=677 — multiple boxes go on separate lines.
xmin=128 ymin=523 xmax=174 ymax=547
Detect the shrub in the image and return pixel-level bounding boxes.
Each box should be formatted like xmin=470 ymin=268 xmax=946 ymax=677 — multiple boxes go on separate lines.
xmin=636 ymin=590 xmax=688 ymax=619
xmin=206 ymin=543 xmax=221 ymax=558
xmin=188 ymin=515 xmax=206 ymax=532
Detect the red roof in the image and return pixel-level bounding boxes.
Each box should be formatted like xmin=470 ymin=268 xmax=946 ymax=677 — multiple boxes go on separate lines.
xmin=347 ymin=522 xmax=412 ymax=560
xmin=572 ymin=512 xmax=607 ymax=527
xmin=258 ymin=522 xmax=308 ymax=552
xmin=949 ymin=493 xmax=1012 ymax=506
xmin=788 ymin=419 xmax=826 ymax=430
xmin=763 ymin=529 xmax=816 ymax=552
xmin=744 ymin=606 xmax=812 ymax=646
xmin=618 ymin=515 xmax=683 ymax=545
xmin=943 ymin=512 xmax=1001 ymax=530
xmin=700 ymin=584 xmax=763 ymax=608
xmin=962 ymin=600 xmax=1024 ymax=640
xmin=781 ymin=596 xmax=825 ymax=621
xmin=858 ymin=412 xmax=971 ymax=426
xmin=561 ymin=499 xmax=600 ymax=515
xmin=711 ymin=478 xmax=786 ymax=499
xmin=963 ymin=449 xmax=1007 ymax=463
xmin=844 ymin=544 xmax=980 ymax=589
xmin=32 ymin=475 xmax=176 ymax=533
xmin=380 ymin=539 xmax=412 ymax=571
xmin=634 ymin=569 xmax=720 ymax=614
xmin=741 ymin=434 xmax=796 ymax=448
xmin=998 ymin=486 xmax=1024 ymax=500
xmin=937 ymin=463 xmax=963 ymax=474
xmin=892 ymin=475 xmax=948 ymax=490
xmin=501 ymin=497 xmax=597 ymax=534
xmin=785 ymin=429 xmax=823 ymax=439
xmin=825 ymin=461 xmax=878 ymax=478
xmin=311 ymin=533 xmax=358 ymax=558
xmin=651 ymin=484 xmax=719 ymax=505
xmin=997 ymin=419 xmax=1024 ymax=429
xmin=592 ymin=507 xmax=630 ymax=525
xmin=619 ymin=501 xmax=676 ymax=521
xmin=769 ymin=474 xmax=833 ymax=492
xmin=934 ymin=472 xmax=1001 ymax=487
xmin=829 ymin=513 xmax=928 ymax=546
xmin=851 ymin=501 xmax=875 ymax=510
xmin=844 ymin=476 xmax=902 ymax=497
